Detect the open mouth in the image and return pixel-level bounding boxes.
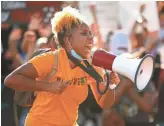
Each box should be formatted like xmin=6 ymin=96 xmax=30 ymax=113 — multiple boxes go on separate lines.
xmin=85 ymin=45 xmax=93 ymax=51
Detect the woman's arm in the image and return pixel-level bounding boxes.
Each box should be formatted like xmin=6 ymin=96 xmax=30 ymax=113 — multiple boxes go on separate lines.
xmin=89 ymin=81 xmax=115 ymax=109
xmin=4 ymin=52 xmax=55 ymax=92
xmin=4 ymin=62 xmax=50 ymax=91
xmin=89 ymin=72 xmax=123 ymax=109
xmin=4 ymin=52 xmax=68 ymax=94
xmin=89 ymin=79 xmax=130 ymax=109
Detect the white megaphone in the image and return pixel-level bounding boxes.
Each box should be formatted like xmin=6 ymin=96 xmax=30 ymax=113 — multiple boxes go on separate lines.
xmin=91 ymin=49 xmax=155 ymax=91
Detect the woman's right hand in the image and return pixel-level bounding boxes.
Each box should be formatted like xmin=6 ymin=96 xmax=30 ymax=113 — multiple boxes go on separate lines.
xmin=46 ymin=80 xmax=70 ymax=94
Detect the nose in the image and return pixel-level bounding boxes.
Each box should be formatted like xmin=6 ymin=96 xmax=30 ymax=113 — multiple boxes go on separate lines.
xmin=87 ymin=33 xmax=94 ymax=44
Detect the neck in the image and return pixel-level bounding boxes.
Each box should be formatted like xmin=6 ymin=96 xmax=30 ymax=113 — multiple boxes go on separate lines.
xmin=64 ymin=47 xmax=78 ymax=69
xmin=64 ymin=47 xmax=84 ymax=69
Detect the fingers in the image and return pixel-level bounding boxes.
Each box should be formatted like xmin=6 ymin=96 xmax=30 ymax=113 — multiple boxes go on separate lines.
xmin=110 ymin=71 xmax=117 ymax=76
xmin=65 ymin=80 xmax=70 ymax=85
xmin=55 ymin=80 xmax=70 ymax=94
xmin=110 ymin=72 xmax=120 ymax=85
xmin=110 ymin=78 xmax=120 ymax=85
xmin=60 ymin=81 xmax=69 ymax=90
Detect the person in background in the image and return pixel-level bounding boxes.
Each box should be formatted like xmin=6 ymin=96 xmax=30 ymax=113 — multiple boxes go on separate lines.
xmin=102 ymin=32 xmax=156 ymax=126
xmin=130 ymin=4 xmax=149 ymax=52
xmin=155 ymin=9 xmax=164 ymax=125
xmin=155 ymin=81 xmax=164 ymax=126
xmin=21 ymin=30 xmax=37 ymax=63
xmin=104 ymin=31 xmax=114 ymax=51
xmin=27 ymin=12 xmax=52 ymax=41
xmin=18 ymin=30 xmax=37 ymax=126
xmin=47 ymin=34 xmax=57 ymax=50
xmin=38 ymin=23 xmax=52 ymax=38
xmin=35 ymin=37 xmax=49 ymax=50
xmin=1 ymin=26 xmax=23 ymax=126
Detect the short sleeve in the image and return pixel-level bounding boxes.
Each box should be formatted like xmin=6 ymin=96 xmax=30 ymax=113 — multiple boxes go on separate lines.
xmin=28 ymin=52 xmax=55 ymax=78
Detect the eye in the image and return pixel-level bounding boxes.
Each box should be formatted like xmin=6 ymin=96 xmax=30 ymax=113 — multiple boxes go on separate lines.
xmin=80 ymin=32 xmax=87 ymax=36
xmin=89 ymin=30 xmax=94 ymax=37
xmin=80 ymin=30 xmax=94 ymax=37
xmin=89 ymin=30 xmax=92 ymax=35
xmin=89 ymin=30 xmax=93 ymax=36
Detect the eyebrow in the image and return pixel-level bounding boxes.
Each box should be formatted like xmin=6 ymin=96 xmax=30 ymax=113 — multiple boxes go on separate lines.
xmin=80 ymin=28 xmax=89 ymax=32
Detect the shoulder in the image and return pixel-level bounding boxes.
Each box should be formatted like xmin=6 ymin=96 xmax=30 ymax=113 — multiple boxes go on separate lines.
xmin=28 ymin=49 xmax=60 ymax=69
xmin=28 ymin=50 xmax=60 ymax=78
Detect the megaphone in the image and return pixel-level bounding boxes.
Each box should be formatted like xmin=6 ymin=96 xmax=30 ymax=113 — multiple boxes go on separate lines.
xmin=91 ymin=49 xmax=155 ymax=91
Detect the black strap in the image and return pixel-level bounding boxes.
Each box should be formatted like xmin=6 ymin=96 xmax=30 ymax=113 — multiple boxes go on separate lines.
xmin=66 ymin=52 xmax=103 ymax=82
xmin=31 ymin=48 xmax=51 ymax=59
xmin=66 ymin=51 xmax=110 ymax=94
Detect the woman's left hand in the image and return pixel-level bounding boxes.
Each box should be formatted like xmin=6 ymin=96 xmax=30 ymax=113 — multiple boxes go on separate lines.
xmin=109 ymin=72 xmax=120 ymax=87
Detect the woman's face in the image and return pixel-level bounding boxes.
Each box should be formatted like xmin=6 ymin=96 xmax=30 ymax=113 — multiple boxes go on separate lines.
xmin=68 ymin=23 xmax=94 ymax=59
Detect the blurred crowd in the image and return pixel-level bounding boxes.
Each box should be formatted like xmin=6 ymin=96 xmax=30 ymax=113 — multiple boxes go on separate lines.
xmin=1 ymin=2 xmax=164 ymax=126
xmin=1 ymin=12 xmax=56 ymax=126
xmin=100 ymin=4 xmax=164 ymax=126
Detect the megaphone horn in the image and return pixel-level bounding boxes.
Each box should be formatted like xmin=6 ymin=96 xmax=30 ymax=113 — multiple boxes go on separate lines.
xmin=91 ymin=49 xmax=155 ymax=91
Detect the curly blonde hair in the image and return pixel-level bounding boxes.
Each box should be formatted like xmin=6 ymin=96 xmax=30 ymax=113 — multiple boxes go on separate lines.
xmin=51 ymin=6 xmax=87 ymax=46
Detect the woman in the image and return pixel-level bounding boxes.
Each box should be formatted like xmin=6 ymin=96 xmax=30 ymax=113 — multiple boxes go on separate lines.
xmin=4 ymin=7 xmax=120 ymax=126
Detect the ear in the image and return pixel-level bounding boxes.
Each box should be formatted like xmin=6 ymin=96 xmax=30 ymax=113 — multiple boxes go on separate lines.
xmin=64 ymin=36 xmax=73 ymax=45
xmin=63 ymin=37 xmax=69 ymax=46
xmin=63 ymin=37 xmax=72 ymax=50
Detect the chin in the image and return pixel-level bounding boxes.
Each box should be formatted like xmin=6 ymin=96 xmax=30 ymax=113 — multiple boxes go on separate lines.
xmin=81 ymin=51 xmax=91 ymax=59
xmin=83 ymin=54 xmax=90 ymax=59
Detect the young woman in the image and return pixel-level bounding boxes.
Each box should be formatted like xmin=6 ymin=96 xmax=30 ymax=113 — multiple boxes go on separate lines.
xmin=4 ymin=7 xmax=120 ymax=126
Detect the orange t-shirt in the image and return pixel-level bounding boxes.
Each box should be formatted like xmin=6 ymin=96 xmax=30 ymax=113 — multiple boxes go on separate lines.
xmin=25 ymin=48 xmax=104 ymax=126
